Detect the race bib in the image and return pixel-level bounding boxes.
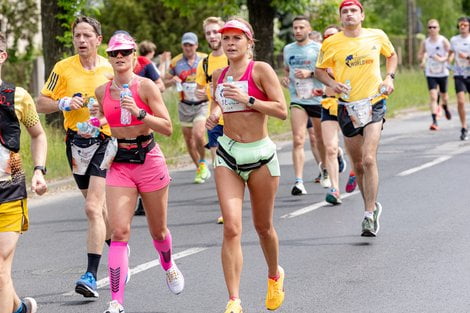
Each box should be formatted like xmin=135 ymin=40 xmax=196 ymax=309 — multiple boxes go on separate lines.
xmin=427 ymin=59 xmax=444 ymax=75
xmin=294 ymin=78 xmax=314 ymax=99
xmin=71 ymin=139 xmax=100 ymax=175
xmin=99 ymin=137 xmax=117 ymax=170
xmin=215 ymin=81 xmax=249 ymax=113
xmin=0 ymin=145 xmax=12 ymax=181
xmin=344 ymin=98 xmax=373 ymax=128
xmin=182 ymin=82 xmax=199 ymax=102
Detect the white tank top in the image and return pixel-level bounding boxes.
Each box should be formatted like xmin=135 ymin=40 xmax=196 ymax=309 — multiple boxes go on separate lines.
xmin=424 ymin=36 xmax=449 ymax=77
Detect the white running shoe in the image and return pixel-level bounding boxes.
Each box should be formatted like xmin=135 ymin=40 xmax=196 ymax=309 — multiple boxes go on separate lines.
xmin=291 ymin=181 xmax=307 ymax=195
xmin=23 ymin=297 xmax=37 ymax=313
xmin=318 ymin=162 xmax=331 ymax=188
xmin=103 ymin=300 xmax=125 ymax=313
xmin=166 ymin=263 xmax=185 ymax=295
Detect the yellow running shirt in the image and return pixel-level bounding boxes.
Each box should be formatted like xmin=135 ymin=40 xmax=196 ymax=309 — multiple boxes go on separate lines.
xmin=196 ymin=52 xmax=228 ymax=125
xmin=41 ymin=54 xmax=113 ymax=135
xmin=316 ymin=28 xmax=395 ymax=102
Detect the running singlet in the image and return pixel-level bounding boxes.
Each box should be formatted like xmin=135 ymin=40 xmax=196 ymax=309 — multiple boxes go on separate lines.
xmin=450 ymin=34 xmax=470 ymax=77
xmin=102 ymin=79 xmax=152 ymax=128
xmin=0 ymin=86 xmax=40 ymax=203
xmin=316 ymin=28 xmax=395 ymax=102
xmin=424 ymin=36 xmax=449 ymax=77
xmin=283 ymin=40 xmax=323 ymax=105
xmin=41 ymin=54 xmax=113 ymax=135
xmin=134 ymin=56 xmax=160 ymax=81
xmin=169 ymin=52 xmax=207 ymax=103
xmin=215 ymin=61 xmax=268 ymax=113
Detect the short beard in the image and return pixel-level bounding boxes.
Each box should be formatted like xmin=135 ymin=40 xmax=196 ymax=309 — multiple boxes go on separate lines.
xmin=210 ymin=41 xmax=221 ymax=51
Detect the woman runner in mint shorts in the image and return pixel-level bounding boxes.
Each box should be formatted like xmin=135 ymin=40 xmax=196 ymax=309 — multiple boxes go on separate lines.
xmin=206 ymin=17 xmax=288 ymax=313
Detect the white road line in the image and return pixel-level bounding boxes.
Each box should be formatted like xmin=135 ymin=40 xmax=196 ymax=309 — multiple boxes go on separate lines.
xmin=280 ymin=191 xmax=360 ymax=219
xmin=62 ymin=247 xmax=207 ymax=296
xmin=396 ymin=155 xmax=452 ymax=176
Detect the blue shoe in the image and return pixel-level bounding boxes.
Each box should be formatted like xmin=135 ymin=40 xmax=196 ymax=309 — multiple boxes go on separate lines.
xmin=337 ymin=148 xmax=347 ymax=173
xmin=75 ymin=272 xmax=99 ymax=298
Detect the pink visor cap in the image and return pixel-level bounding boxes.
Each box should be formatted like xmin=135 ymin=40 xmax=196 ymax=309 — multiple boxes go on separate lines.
xmin=106 ymin=32 xmax=136 ymax=52
xmin=218 ymin=20 xmax=253 ymax=40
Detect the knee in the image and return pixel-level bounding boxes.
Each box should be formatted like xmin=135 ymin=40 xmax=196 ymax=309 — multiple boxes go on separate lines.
xmin=84 ymin=201 xmax=103 ymax=221
xmin=223 ymin=223 xmax=242 ymax=240
xmin=254 ymin=222 xmax=274 ymax=240
xmin=111 ymin=225 xmax=131 ymax=241
xmin=0 ymin=266 xmax=11 ymax=289
xmin=292 ymin=135 xmax=305 ymax=148
xmin=325 ymin=144 xmax=338 ymax=158
xmin=362 ymin=154 xmax=376 ymax=170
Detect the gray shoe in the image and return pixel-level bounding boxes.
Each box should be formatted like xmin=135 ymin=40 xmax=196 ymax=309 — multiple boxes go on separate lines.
xmin=361 ymin=217 xmax=375 ymax=237
xmin=373 ymin=202 xmax=382 ymax=235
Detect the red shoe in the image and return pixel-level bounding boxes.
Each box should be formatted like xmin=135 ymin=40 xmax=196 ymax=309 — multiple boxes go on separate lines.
xmin=429 ymin=123 xmax=439 ymax=131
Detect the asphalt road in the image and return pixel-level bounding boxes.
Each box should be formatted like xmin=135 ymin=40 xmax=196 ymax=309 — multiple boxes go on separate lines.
xmin=16 ymin=109 xmax=470 ymax=313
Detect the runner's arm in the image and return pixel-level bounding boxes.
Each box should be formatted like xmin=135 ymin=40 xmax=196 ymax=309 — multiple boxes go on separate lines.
xmin=28 ymin=122 xmax=47 ymax=195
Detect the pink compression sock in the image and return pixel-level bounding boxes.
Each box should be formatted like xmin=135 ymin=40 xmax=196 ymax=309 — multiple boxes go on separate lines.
xmin=108 ymin=241 xmax=128 ymax=304
xmin=153 ymin=231 xmax=173 ymax=271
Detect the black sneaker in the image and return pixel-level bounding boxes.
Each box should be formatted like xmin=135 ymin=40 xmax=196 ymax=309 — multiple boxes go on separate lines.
xmin=460 ymin=128 xmax=468 ymax=141
xmin=134 ymin=198 xmax=145 ymax=216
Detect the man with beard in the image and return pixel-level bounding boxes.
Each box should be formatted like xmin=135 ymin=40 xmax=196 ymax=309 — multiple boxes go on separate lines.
xmin=282 ymin=16 xmax=328 ymax=196
xmin=196 ymin=17 xmax=228 ymax=224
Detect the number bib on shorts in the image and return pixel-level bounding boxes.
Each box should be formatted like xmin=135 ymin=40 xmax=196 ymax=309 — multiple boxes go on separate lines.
xmin=100 ymin=137 xmax=118 ymax=170
xmin=215 ymin=81 xmax=249 ymax=113
xmin=344 ymin=98 xmax=373 ymax=128
xmin=182 ymin=82 xmax=199 ymax=102
xmin=0 ymin=145 xmax=12 ymax=181
xmin=294 ymin=78 xmax=314 ymax=99
xmin=70 ymin=138 xmax=100 ymax=175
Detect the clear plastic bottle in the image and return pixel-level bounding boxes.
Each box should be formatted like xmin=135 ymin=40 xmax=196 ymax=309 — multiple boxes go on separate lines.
xmin=77 ymin=122 xmax=100 ymax=137
xmin=225 ymin=76 xmax=236 ymax=105
xmin=120 ymin=83 xmax=132 ymax=125
xmin=175 ymin=81 xmax=183 ymax=92
xmin=341 ymin=80 xmax=351 ymax=100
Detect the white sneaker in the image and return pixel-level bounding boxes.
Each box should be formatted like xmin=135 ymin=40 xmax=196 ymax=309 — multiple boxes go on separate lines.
xmin=103 ymin=300 xmax=125 ymax=313
xmin=318 ymin=162 xmax=331 ymax=188
xmin=291 ymin=181 xmax=307 ymax=195
xmin=166 ymin=263 xmax=185 ymax=295
xmin=23 ymin=297 xmax=37 ymax=313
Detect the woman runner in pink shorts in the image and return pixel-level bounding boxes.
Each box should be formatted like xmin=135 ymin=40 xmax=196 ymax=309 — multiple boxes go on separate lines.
xmin=93 ymin=31 xmax=184 ymax=313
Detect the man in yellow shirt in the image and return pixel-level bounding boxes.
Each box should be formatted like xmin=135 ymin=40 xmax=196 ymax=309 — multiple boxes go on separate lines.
xmin=0 ymin=31 xmax=47 ymax=313
xmin=36 ymin=16 xmax=113 ymax=298
xmin=315 ymin=0 xmax=397 ymax=237
xmin=196 ymin=16 xmax=228 ymax=224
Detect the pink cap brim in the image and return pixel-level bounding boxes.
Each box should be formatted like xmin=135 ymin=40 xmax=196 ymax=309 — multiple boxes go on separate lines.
xmin=218 ymin=20 xmax=253 ymax=40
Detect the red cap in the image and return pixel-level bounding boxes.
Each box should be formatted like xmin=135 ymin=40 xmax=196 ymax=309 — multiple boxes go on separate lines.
xmin=339 ymin=0 xmax=363 ymax=12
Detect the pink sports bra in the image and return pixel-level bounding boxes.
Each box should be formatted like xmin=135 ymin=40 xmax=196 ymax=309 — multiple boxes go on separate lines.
xmin=102 ymin=79 xmax=151 ymax=127
xmin=217 ymin=61 xmax=268 ymax=113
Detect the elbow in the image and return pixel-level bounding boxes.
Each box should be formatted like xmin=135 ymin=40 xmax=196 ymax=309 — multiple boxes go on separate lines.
xmin=163 ymin=122 xmax=173 ymax=137
xmin=277 ymin=104 xmax=288 ymax=120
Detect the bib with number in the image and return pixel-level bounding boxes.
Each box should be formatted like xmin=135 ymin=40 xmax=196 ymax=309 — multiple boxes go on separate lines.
xmin=71 ymin=138 xmax=100 ymax=175
xmin=215 ymin=81 xmax=249 ymax=113
xmin=182 ymin=82 xmax=199 ymax=102
xmin=294 ymin=78 xmax=314 ymax=99
xmin=344 ymin=98 xmax=373 ymax=128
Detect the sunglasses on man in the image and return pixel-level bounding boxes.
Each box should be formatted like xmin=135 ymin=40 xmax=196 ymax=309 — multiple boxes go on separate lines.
xmin=107 ymin=49 xmax=134 ymax=57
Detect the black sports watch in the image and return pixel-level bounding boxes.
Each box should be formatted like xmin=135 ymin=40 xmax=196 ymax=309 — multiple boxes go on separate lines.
xmin=33 ymin=166 xmax=47 ymax=175
xmin=386 ymin=72 xmax=395 ymax=79
xmin=247 ymin=96 xmax=256 ymax=107
xmin=137 ymin=109 xmax=147 ymax=121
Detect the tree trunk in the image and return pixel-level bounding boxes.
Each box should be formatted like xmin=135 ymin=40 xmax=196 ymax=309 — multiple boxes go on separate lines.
xmin=40 ymin=0 xmax=70 ymax=127
xmin=247 ymin=0 xmax=276 ymax=65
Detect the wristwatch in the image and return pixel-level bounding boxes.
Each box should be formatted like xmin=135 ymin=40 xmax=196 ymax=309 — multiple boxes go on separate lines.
xmin=386 ymin=72 xmax=395 ymax=79
xmin=137 ymin=109 xmax=147 ymax=121
xmin=247 ymin=96 xmax=256 ymax=107
xmin=33 ymin=166 xmax=47 ymax=175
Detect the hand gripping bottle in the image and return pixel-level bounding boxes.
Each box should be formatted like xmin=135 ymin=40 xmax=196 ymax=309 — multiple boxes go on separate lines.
xmin=341 ymin=80 xmax=351 ymax=100
xmin=76 ymin=97 xmax=100 ymax=137
xmin=225 ymin=76 xmax=236 ymax=105
xmin=120 ymin=84 xmax=132 ymax=125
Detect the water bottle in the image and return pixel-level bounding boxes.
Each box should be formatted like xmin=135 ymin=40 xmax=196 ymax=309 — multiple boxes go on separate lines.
xmin=341 ymin=80 xmax=351 ymax=100
xmin=225 ymin=76 xmax=237 ymax=105
xmin=77 ymin=122 xmax=100 ymax=138
xmin=120 ymin=84 xmax=132 ymax=125
xmin=227 ymin=76 xmax=233 ymax=83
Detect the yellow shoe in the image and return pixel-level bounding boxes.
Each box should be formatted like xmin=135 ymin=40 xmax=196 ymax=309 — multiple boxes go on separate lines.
xmin=224 ymin=298 xmax=243 ymax=313
xmin=265 ymin=266 xmax=285 ymax=310
xmin=217 ymin=216 xmax=224 ymax=224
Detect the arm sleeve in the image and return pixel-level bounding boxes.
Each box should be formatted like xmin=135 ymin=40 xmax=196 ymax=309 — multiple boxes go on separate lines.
xmin=40 ymin=63 xmax=66 ymax=100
